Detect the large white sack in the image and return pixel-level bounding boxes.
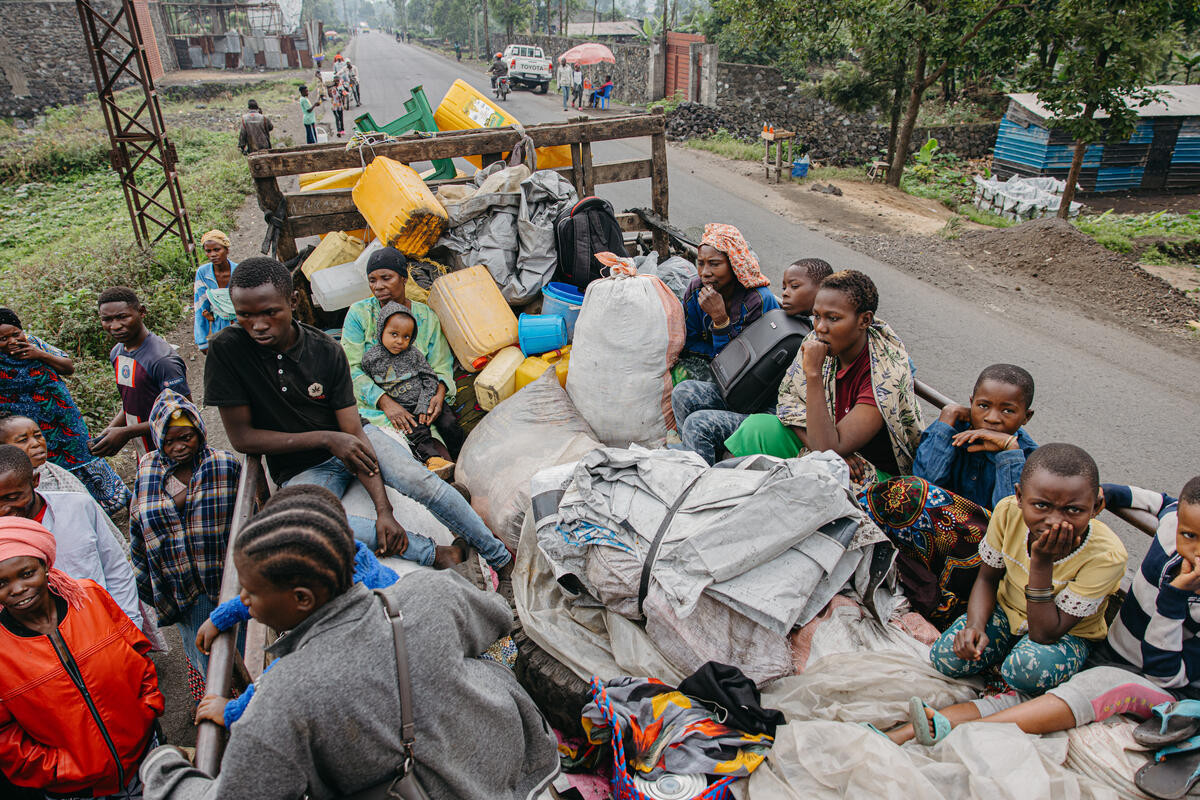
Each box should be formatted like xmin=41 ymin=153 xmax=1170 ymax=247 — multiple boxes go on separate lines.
xmin=566 ymin=261 xmax=684 ymax=447
xmin=456 ymin=369 xmax=601 ymax=552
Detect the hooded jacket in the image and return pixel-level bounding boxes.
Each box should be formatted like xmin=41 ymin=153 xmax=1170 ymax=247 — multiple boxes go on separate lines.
xmin=129 ymin=390 xmax=241 ymax=624
xmin=141 ymin=571 xmax=559 ymax=800
xmin=0 ymin=580 xmax=163 ymax=795
xmin=360 ymin=301 xmax=441 ymax=412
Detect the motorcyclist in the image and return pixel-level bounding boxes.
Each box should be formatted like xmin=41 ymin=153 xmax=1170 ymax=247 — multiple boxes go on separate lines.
xmin=489 ymin=53 xmax=508 ymax=89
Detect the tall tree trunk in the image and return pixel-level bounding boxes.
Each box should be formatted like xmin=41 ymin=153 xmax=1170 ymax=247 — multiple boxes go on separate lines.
xmin=888 ymin=46 xmax=926 ymax=187
xmin=660 ymin=0 xmax=667 ymax=35
xmin=591 ymin=0 xmax=597 ymax=34
xmin=1059 ymin=99 xmax=1098 ymax=219
xmin=473 ymin=10 xmax=478 ymax=55
xmin=885 ymin=58 xmax=906 ymax=168
xmin=483 ymin=0 xmax=489 ymax=56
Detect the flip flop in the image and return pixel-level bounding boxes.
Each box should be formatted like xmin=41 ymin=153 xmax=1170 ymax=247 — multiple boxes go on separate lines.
xmin=1135 ymin=748 xmax=1200 ymax=799
xmin=858 ymin=722 xmax=889 ymax=738
xmin=909 ymin=696 xmax=951 ymax=746
xmin=1156 ymin=734 xmax=1200 ymax=763
xmin=1135 ymin=701 xmax=1200 ymax=748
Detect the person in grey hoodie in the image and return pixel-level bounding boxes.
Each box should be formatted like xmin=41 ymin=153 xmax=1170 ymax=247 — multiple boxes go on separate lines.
xmin=139 ymin=502 xmax=559 ymax=800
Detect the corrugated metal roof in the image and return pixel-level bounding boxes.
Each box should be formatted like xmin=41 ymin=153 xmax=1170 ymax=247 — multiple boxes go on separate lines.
xmin=1007 ymin=85 xmax=1200 ymax=121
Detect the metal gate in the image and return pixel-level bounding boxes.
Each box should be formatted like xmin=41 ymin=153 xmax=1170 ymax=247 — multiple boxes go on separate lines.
xmin=664 ymin=31 xmax=704 ymax=100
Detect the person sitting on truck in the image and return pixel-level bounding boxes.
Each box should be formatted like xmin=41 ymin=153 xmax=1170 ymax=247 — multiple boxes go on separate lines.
xmin=128 ymin=390 xmax=241 ymax=681
xmin=879 ymin=475 xmax=1196 ymax=747
xmin=140 ymin=500 xmax=559 ymax=800
xmin=923 ymin=443 xmax=1125 ymax=694
xmin=725 ymin=269 xmax=923 ymax=488
xmin=675 ymin=222 xmax=780 ymax=384
xmin=860 ymin=363 xmax=1038 ymax=627
xmin=360 ymin=302 xmax=458 ymax=478
xmin=489 ymin=52 xmax=508 ymax=88
xmin=0 ymin=445 xmax=143 ymax=630
xmin=342 ymin=247 xmax=463 ymax=459
xmin=0 ymin=516 xmax=164 ymax=799
xmin=672 ymin=257 xmax=830 ymax=465
xmin=204 ymin=257 xmax=512 ymax=581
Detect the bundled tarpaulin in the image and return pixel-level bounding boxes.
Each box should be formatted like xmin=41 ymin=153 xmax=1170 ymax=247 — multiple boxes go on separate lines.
xmin=972 ymin=174 xmax=1083 ymax=220
xmin=533 ymin=446 xmax=899 ymax=684
xmin=432 ymin=164 xmax=577 ymax=304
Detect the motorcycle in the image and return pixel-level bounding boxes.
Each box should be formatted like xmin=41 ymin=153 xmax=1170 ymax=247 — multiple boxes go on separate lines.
xmin=493 ymin=75 xmax=510 ymax=102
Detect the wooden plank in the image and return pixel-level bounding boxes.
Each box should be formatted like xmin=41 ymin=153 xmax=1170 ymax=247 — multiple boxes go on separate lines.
xmin=194 ymin=455 xmax=269 ymax=776
xmin=288 ymin=211 xmax=368 ymax=238
xmin=616 ymin=212 xmax=641 ymax=232
xmin=253 ymin=176 xmax=284 ymax=215
xmin=581 ymin=141 xmax=595 ymax=197
xmin=650 ymin=131 xmax=670 ymax=256
xmin=285 ymin=187 xmax=358 ymax=216
xmin=249 ymin=115 xmax=665 ymax=178
xmin=588 ymin=158 xmax=653 ymax=184
xmin=570 ymin=142 xmax=583 ymax=196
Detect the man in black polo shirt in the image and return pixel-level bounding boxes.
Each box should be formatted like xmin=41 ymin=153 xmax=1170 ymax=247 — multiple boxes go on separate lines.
xmin=204 ymin=258 xmax=512 ymax=574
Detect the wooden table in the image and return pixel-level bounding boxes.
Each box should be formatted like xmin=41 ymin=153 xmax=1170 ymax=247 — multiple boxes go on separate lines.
xmin=762 ymin=128 xmax=796 ymax=183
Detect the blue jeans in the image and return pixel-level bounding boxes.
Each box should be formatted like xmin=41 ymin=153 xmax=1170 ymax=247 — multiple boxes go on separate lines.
xmin=671 ymin=380 xmax=753 ymax=465
xmin=304 ymin=123 xmax=317 ymax=143
xmin=561 ymin=85 xmax=571 ymax=109
xmin=930 ymin=606 xmax=1092 ymax=693
xmin=282 ymin=424 xmax=511 ymax=569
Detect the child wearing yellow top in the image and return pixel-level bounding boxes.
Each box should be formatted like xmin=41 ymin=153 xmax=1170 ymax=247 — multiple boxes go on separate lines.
xmin=929 ymin=443 xmax=1127 ymax=693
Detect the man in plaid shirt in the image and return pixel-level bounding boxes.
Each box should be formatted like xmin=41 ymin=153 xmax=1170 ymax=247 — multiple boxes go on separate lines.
xmin=129 ymin=390 xmax=241 ymax=679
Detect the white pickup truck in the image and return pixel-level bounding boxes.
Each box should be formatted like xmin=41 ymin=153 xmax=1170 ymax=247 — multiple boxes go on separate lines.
xmin=503 ymin=44 xmax=552 ymax=93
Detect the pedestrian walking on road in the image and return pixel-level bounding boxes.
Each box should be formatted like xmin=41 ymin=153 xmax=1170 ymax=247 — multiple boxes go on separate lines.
xmin=237 ymin=99 xmax=273 ymax=154
xmin=455 ymin=41 xmax=462 ymax=61
xmin=330 ymin=77 xmax=349 ymax=137
xmin=571 ymin=64 xmax=583 ymax=109
xmin=298 ymin=85 xmax=320 ymax=144
xmin=557 ymin=57 xmax=573 ymax=111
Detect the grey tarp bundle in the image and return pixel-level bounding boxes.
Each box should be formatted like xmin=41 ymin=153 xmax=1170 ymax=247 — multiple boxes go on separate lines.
xmin=635 ymin=250 xmax=696 ymax=304
xmin=532 ymin=446 xmax=899 ymax=684
xmin=433 ymin=163 xmax=576 ymax=304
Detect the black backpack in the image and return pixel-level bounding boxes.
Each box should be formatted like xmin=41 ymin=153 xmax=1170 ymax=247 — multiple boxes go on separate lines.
xmin=553 ymin=196 xmax=626 ymax=290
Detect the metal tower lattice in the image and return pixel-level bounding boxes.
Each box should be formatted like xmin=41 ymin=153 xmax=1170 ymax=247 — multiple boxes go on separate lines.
xmin=76 ymin=0 xmax=196 ymax=259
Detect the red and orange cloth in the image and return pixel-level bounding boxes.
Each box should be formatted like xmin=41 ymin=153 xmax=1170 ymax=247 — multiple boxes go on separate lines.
xmin=0 ymin=515 xmax=86 ymax=609
xmin=700 ymin=223 xmax=771 ymax=289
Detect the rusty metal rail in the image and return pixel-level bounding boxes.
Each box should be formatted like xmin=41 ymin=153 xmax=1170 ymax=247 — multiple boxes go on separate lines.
xmin=194 ymin=455 xmax=270 ymax=775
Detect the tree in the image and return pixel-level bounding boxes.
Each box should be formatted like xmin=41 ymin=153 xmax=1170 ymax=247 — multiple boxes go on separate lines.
xmin=1026 ymin=0 xmax=1184 ymax=218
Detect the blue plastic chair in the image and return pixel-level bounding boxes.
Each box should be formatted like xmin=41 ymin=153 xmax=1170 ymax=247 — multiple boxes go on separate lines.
xmin=594 ymin=84 xmax=613 ymax=109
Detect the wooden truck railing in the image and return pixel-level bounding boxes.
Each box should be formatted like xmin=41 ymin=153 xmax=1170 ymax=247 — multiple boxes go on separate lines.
xmin=247 ymin=113 xmax=672 ymax=263
xmin=194 ymin=455 xmax=270 ymax=775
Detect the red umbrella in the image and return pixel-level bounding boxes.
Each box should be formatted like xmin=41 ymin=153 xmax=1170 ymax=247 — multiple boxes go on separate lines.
xmin=560 ymin=42 xmax=616 ymax=65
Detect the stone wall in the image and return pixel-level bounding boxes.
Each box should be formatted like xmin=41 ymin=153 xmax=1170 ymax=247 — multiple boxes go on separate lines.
xmin=696 ymin=61 xmax=999 ymax=165
xmin=462 ymin=33 xmax=651 ymax=105
xmin=0 ymin=0 xmax=176 ymax=119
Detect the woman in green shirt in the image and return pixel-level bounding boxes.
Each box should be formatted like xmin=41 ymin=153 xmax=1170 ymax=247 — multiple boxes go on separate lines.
xmin=340 ymin=247 xmax=464 ymax=456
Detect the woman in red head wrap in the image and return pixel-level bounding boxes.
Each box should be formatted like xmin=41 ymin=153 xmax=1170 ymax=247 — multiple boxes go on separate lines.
xmin=0 ymin=516 xmax=163 ymax=798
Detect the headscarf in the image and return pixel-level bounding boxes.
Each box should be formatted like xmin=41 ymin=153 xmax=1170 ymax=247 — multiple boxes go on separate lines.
xmin=201 ymin=229 xmax=231 ymax=250
xmin=775 ymin=321 xmax=924 ymax=480
xmin=366 ymin=246 xmax=408 ymax=278
xmin=0 ymin=516 xmax=86 ymax=610
xmin=0 ymin=307 xmax=20 ymax=328
xmin=700 ymin=223 xmax=770 ymax=289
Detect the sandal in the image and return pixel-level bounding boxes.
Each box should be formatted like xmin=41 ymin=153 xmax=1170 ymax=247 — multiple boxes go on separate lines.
xmin=1155 ymin=734 xmax=1200 ymax=763
xmin=1135 ymin=747 xmax=1200 ymax=799
xmin=1135 ymin=701 xmax=1200 ymax=748
xmin=858 ymin=722 xmax=889 ymax=737
xmin=909 ymin=696 xmax=951 ymax=746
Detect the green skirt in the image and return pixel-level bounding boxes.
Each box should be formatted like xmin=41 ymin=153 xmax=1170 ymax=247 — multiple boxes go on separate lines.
xmin=725 ymin=414 xmax=893 ymax=482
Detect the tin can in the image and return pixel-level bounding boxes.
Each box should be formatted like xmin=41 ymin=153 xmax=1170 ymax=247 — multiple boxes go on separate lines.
xmin=632 ymin=772 xmax=707 ymax=800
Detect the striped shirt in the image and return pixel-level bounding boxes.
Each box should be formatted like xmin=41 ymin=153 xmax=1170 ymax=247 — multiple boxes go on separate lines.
xmin=1105 ymin=484 xmax=1199 ymax=689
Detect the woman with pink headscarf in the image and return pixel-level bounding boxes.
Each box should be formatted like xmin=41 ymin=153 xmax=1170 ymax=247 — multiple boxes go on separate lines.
xmin=676 ymin=222 xmax=780 ymax=383
xmin=0 ymin=516 xmax=163 ymax=799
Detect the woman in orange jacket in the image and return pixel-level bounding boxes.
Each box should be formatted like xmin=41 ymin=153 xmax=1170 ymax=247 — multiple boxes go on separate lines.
xmin=0 ymin=516 xmax=164 ymax=798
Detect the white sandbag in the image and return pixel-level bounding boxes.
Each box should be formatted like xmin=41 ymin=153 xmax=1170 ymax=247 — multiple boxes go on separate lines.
xmin=566 ymin=258 xmax=685 ymax=447
xmin=456 ymin=369 xmax=600 ymax=551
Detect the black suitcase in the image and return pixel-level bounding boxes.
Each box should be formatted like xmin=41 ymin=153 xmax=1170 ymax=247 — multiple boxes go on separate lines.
xmin=711 ymin=309 xmax=813 ymax=413
xmin=553 ymin=196 xmax=627 ymax=291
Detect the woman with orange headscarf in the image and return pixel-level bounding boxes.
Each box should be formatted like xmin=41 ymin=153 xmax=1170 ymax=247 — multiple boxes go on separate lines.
xmin=676 ymin=223 xmax=780 ymax=384
xmin=0 ymin=516 xmax=163 ymax=798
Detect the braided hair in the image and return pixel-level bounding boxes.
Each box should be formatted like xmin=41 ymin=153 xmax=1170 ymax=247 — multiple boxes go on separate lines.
xmin=235 ymin=498 xmax=356 ymax=597
xmin=261 ymin=483 xmax=348 ymax=519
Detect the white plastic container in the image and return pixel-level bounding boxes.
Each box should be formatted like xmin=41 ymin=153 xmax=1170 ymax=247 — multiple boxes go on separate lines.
xmin=311 ymin=261 xmax=372 ymax=310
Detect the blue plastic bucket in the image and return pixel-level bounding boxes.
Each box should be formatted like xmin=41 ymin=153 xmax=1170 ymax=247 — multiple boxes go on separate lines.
xmin=518 ymin=313 xmax=568 ymax=356
xmin=791 ymin=159 xmax=810 ymax=179
xmin=541 ymin=281 xmax=585 ymax=340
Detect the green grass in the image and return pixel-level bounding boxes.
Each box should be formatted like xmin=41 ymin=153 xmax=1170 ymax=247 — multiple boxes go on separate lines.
xmin=1072 ymin=209 xmax=1200 ymax=256
xmin=0 ymin=82 xmax=289 ymax=424
xmin=684 ymin=129 xmax=764 ymax=162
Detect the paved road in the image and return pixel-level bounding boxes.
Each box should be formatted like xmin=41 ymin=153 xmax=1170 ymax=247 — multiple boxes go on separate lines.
xmin=350 ymin=34 xmax=1198 ymax=561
